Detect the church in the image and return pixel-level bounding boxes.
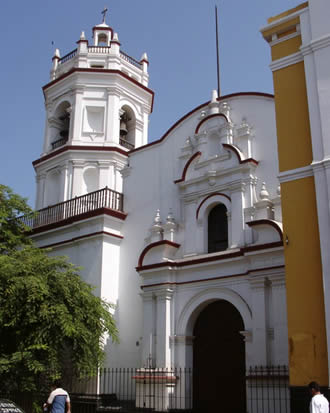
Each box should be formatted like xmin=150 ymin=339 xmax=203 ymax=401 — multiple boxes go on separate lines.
xmin=28 ymin=1 xmax=330 ymax=412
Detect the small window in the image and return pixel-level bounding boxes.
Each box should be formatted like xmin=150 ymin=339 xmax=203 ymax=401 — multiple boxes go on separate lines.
xmin=208 ymin=204 xmax=228 ymax=253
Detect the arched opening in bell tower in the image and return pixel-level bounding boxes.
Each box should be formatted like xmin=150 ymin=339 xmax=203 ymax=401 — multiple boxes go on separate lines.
xmin=97 ymin=33 xmax=108 ymax=46
xmin=193 ymin=300 xmax=246 ymax=413
xmin=119 ymin=105 xmax=136 ymax=150
xmin=51 ymin=101 xmax=71 ymax=150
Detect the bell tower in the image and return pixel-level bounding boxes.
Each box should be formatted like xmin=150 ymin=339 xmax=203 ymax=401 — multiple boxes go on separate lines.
xmin=34 ymin=11 xmax=153 ymax=209
xmin=30 ymin=15 xmax=154 ymax=362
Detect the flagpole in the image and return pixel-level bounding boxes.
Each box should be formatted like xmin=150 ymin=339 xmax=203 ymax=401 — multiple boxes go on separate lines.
xmin=215 ymin=4 xmax=221 ymax=98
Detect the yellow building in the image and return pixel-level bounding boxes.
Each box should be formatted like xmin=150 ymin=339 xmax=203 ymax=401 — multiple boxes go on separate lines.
xmin=262 ymin=0 xmax=330 ymax=409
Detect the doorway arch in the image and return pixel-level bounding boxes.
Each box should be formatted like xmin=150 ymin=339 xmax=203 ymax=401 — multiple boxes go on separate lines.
xmin=193 ymin=300 xmax=246 ymax=413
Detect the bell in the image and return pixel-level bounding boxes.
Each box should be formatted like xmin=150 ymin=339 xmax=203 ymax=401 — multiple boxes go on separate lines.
xmin=120 ymin=117 xmax=128 ymax=137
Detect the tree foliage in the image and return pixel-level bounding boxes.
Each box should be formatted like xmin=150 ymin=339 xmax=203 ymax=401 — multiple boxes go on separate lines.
xmin=0 ymin=185 xmax=118 ymax=393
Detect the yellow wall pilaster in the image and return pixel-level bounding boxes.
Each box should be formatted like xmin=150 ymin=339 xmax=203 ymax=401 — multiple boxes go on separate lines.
xmin=262 ymin=2 xmax=328 ymax=387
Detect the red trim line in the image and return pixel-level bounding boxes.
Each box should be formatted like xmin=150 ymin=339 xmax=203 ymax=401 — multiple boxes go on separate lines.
xmin=246 ymin=219 xmax=283 ymax=241
xmin=138 ymin=240 xmax=181 ymax=268
xmin=40 ymin=230 xmax=123 ymax=249
xmin=196 ymin=193 xmax=231 ymax=219
xmin=30 ymin=207 xmax=127 ymax=235
xmin=93 ymin=26 xmax=113 ymax=32
xmin=136 ymin=241 xmax=283 ymax=272
xmin=174 ymin=152 xmax=201 ymax=184
xmin=195 ymin=113 xmax=228 ymax=134
xmin=140 ymin=264 xmax=285 ymax=289
xmin=130 ymin=92 xmax=274 ymax=154
xmin=32 ymin=145 xmax=128 ymax=167
xmin=43 ymin=68 xmax=154 ymax=112
xmin=223 ymin=143 xmax=259 ymax=165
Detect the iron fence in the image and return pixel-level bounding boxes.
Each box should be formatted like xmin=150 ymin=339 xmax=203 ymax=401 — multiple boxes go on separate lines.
xmin=2 ymin=366 xmax=290 ymax=413
xmin=246 ymin=365 xmax=290 ymax=413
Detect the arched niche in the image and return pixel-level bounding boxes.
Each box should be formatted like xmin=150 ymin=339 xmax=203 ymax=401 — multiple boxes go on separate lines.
xmin=45 ymin=169 xmax=61 ymax=206
xmin=119 ymin=105 xmax=136 ymax=150
xmin=82 ymin=166 xmax=99 ymax=195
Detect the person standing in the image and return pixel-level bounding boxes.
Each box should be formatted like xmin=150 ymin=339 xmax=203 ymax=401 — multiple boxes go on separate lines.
xmin=309 ymin=381 xmax=329 ymax=413
xmin=46 ymin=382 xmax=71 ymax=413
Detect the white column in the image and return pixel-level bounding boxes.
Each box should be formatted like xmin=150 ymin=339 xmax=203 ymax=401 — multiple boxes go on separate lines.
xmin=230 ymin=183 xmax=245 ymax=247
xmin=42 ymin=105 xmax=51 ymax=154
xmin=59 ymin=162 xmax=69 ymax=202
xmin=35 ymin=173 xmax=46 ymax=209
xmin=269 ymin=274 xmax=289 ymax=365
xmin=141 ymin=291 xmax=155 ymax=366
xmin=98 ymin=161 xmax=111 ymax=189
xmin=313 ymin=162 xmax=330 ymax=383
xmin=142 ymin=105 xmax=149 ymax=147
xmin=105 ymin=87 xmax=120 ymax=145
xmin=135 ymin=118 xmax=144 ymax=149
xmin=249 ymin=277 xmax=268 ymax=365
xmin=184 ymin=201 xmax=197 ymax=255
xmin=155 ymin=288 xmax=173 ymax=367
xmin=71 ymin=160 xmax=84 ymax=197
xmin=62 ymin=161 xmax=70 ymax=202
xmin=71 ymin=87 xmax=84 ymax=144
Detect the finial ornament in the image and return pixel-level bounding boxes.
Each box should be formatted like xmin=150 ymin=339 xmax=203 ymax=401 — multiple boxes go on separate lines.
xmin=260 ymin=182 xmax=270 ymax=201
xmin=101 ymin=6 xmax=108 ymax=23
xmin=153 ymin=209 xmax=162 ymax=226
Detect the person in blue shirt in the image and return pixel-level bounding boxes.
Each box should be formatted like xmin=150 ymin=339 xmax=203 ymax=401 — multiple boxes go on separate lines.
xmin=46 ymin=382 xmax=71 ymax=413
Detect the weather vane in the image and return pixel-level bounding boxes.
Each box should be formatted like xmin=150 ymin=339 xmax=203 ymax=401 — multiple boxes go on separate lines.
xmin=101 ymin=7 xmax=108 ymax=24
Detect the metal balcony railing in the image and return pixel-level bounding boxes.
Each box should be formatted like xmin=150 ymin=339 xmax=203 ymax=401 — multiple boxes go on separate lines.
xmin=21 ymin=187 xmax=124 ymax=229
xmin=51 ymin=136 xmax=68 ymax=150
xmin=119 ymin=138 xmax=135 ymax=150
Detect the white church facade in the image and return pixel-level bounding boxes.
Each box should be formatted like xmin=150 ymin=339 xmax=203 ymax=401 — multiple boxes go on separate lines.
xmin=30 ymin=14 xmax=289 ymax=412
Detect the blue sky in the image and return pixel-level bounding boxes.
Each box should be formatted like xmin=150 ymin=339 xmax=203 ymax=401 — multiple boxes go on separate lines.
xmin=0 ymin=0 xmax=301 ymax=206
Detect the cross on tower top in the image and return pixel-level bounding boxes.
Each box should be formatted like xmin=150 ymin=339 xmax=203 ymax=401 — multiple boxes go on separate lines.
xmin=101 ymin=7 xmax=108 ymax=23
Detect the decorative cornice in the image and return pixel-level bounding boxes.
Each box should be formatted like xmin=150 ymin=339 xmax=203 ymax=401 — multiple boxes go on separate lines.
xmin=312 ymin=158 xmax=330 ymax=173
xmin=140 ymin=264 xmax=285 ymax=288
xmin=33 ymin=145 xmax=128 ymax=167
xmin=223 ymin=143 xmax=258 ymax=166
xmin=137 ymin=242 xmax=283 ymax=273
xmin=246 ymin=219 xmax=283 ymax=242
xmin=260 ymin=5 xmax=307 ymax=35
xmin=39 ymin=230 xmax=123 ymax=249
xmin=43 ymin=68 xmax=154 ymax=113
xmin=278 ymin=165 xmax=313 ymax=183
xmin=301 ymin=34 xmax=330 ymax=56
xmin=269 ymin=51 xmax=303 ymax=72
xmin=138 ymin=240 xmax=181 ymax=268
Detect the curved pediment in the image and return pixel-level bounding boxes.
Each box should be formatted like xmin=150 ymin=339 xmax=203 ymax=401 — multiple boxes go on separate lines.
xmin=195 ymin=113 xmax=228 ymax=134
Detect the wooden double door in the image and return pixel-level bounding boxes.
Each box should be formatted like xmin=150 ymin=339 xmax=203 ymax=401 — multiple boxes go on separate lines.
xmin=193 ymin=300 xmax=246 ymax=413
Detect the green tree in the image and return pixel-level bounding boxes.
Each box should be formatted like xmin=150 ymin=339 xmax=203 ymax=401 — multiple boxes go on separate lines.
xmin=0 ymin=185 xmax=118 ymax=393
